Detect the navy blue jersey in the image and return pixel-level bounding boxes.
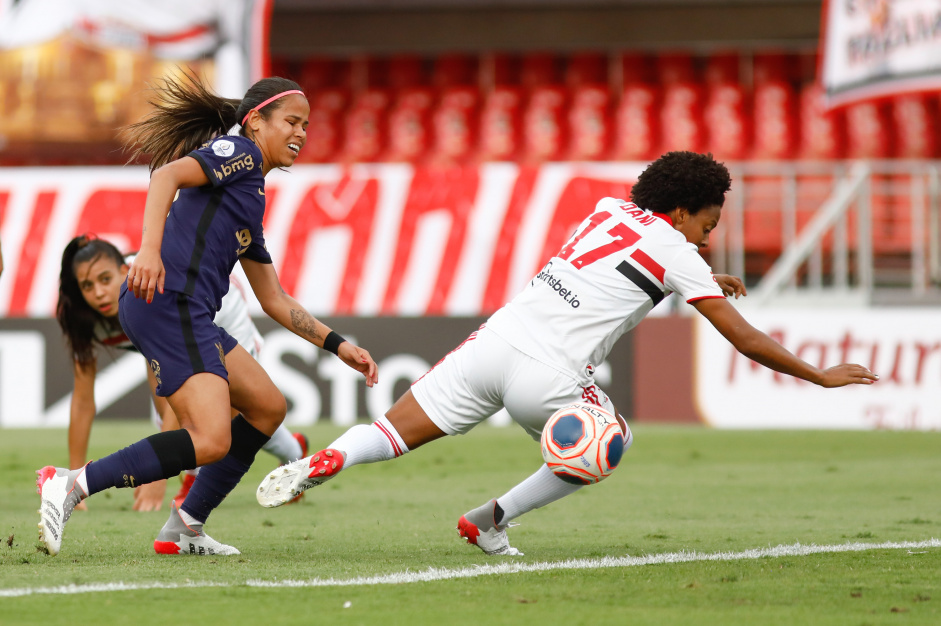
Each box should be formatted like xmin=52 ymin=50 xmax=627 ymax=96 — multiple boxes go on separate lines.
xmin=160 ymin=135 xmax=272 ymax=311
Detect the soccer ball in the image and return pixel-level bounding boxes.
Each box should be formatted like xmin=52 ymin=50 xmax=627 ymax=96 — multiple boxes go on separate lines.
xmin=540 ymin=402 xmax=625 ymax=485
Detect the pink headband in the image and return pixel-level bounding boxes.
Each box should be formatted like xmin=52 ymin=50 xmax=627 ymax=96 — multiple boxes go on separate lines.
xmin=241 ymin=89 xmax=305 ymax=125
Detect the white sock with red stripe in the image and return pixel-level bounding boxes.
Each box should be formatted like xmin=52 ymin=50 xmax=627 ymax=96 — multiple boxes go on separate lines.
xmin=494 ymin=464 xmax=583 ymax=525
xmin=327 ymin=416 xmax=409 ymax=467
xmin=262 ymin=425 xmax=303 ymax=464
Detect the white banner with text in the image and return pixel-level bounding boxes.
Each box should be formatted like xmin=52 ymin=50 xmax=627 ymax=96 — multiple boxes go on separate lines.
xmin=695 ymin=308 xmax=941 ymax=430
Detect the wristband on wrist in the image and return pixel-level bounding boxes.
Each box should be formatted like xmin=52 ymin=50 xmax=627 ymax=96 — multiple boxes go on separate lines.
xmin=322 ymin=330 xmax=347 ymax=355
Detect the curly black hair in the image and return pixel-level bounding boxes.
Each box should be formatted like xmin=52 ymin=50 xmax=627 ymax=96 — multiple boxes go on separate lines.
xmin=630 ymin=151 xmax=731 ymax=215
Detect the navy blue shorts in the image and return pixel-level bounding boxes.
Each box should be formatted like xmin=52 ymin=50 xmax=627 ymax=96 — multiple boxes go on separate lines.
xmin=119 ymin=283 xmax=238 ymax=397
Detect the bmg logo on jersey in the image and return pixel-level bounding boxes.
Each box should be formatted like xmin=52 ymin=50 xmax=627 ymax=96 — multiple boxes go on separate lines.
xmin=236 ymin=229 xmax=252 ymax=255
xmin=213 ymin=154 xmax=255 ymax=181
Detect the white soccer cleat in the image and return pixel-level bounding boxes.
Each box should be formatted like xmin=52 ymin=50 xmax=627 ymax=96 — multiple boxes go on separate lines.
xmin=256 ymin=448 xmax=344 ymax=508
xmin=457 ymin=499 xmax=524 ymax=556
xmin=153 ymin=504 xmax=240 ymax=556
xmin=36 ymin=466 xmax=88 ymax=556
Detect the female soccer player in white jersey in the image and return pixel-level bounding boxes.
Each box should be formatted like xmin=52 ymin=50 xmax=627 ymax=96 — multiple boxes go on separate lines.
xmin=56 ymin=234 xmax=308 ymax=512
xmin=36 ymin=74 xmax=378 ymax=557
xmin=256 ymin=151 xmax=878 ymax=556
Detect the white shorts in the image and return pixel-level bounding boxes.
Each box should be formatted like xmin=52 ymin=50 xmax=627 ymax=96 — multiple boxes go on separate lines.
xmin=412 ymin=325 xmax=630 ymax=444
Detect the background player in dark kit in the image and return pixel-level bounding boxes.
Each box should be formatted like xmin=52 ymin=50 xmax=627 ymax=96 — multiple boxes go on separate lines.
xmin=37 ymin=74 xmax=377 ymax=556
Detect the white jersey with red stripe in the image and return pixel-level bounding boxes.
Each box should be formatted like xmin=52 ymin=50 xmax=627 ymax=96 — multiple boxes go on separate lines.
xmin=94 ymin=319 xmax=136 ymax=352
xmin=216 ymin=274 xmax=264 ymax=359
xmin=486 ymin=196 xmax=724 ymax=386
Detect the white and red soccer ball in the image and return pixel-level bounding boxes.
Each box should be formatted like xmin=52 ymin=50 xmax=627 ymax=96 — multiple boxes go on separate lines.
xmin=541 ymin=402 xmax=625 ymax=484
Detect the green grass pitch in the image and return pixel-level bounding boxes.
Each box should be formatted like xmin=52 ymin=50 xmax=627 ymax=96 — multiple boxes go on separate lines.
xmin=1 ymin=422 xmax=939 ymax=625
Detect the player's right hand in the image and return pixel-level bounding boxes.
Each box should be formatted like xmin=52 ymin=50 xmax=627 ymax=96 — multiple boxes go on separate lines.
xmin=127 ymin=247 xmax=165 ymax=303
xmin=337 ymin=342 xmax=379 ymax=388
xmin=817 ymin=364 xmax=879 ymax=388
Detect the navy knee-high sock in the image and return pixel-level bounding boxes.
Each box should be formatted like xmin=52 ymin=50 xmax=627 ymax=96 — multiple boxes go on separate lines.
xmin=181 ymin=415 xmax=270 ymax=523
xmin=84 ymin=430 xmax=197 ymax=496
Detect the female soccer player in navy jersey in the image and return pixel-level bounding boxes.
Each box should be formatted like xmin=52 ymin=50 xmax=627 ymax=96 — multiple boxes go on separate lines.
xmin=56 ymin=234 xmax=308 ymax=513
xmin=256 ymin=151 xmax=878 ymax=556
xmin=37 ymin=74 xmax=378 ymax=557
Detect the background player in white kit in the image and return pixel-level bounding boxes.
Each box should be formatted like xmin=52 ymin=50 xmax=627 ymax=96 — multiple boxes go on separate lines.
xmin=57 ymin=235 xmax=307 ymax=512
xmin=256 ymin=151 xmax=878 ymax=555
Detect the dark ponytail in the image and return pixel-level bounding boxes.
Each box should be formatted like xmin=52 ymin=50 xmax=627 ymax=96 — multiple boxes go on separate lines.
xmin=56 ymin=235 xmax=126 ymax=367
xmin=122 ymin=72 xmax=303 ymax=172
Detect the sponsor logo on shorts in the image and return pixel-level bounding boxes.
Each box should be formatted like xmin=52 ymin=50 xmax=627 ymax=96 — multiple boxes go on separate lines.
xmin=216 ymin=342 xmax=226 ymax=367
xmin=534 ymin=262 xmax=581 ymax=308
xmin=150 ymin=359 xmax=162 ymax=386
xmin=212 ymin=140 xmax=235 ymax=157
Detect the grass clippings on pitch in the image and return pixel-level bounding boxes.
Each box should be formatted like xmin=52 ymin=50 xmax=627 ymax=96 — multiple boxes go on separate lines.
xmin=0 ymin=422 xmax=938 ymax=625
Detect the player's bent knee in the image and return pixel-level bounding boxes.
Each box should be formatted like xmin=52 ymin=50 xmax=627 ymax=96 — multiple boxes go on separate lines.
xmin=190 ymin=433 xmax=231 ymax=465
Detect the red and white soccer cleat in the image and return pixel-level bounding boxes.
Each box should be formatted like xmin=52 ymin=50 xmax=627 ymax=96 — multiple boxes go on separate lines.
xmin=256 ymin=448 xmax=344 ymax=508
xmin=154 ymin=503 xmax=240 ymax=556
xmin=457 ymin=499 xmax=523 ymax=556
xmin=36 ymin=466 xmax=88 ymax=556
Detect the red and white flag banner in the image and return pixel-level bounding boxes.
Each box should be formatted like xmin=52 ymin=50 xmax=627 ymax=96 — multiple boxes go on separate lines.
xmin=0 ymin=163 xmax=643 ymax=318
xmin=821 ymin=0 xmax=941 ymax=108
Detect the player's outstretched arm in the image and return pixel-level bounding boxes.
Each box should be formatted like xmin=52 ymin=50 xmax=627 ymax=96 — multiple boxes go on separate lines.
xmin=692 ymin=298 xmax=878 ymax=388
xmin=127 ymin=157 xmax=208 ymax=302
xmin=240 ymin=257 xmax=378 ymax=387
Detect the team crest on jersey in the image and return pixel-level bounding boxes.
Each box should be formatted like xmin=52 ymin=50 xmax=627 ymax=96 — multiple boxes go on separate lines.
xmin=215 ymin=342 xmax=226 ymax=367
xmin=212 ymin=140 xmax=235 ymax=157
xmin=150 ymin=359 xmax=162 ymax=386
xmin=586 ymin=363 xmax=594 ymax=377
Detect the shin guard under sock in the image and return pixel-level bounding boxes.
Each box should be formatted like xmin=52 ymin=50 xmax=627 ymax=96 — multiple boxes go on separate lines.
xmin=85 ymin=430 xmax=197 ymax=496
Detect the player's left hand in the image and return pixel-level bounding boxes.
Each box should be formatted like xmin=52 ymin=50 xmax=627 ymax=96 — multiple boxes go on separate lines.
xmin=817 ymin=364 xmax=879 ymax=388
xmin=337 ymin=342 xmax=379 ymax=388
xmin=715 ymin=274 xmax=747 ymax=299
xmin=132 ymin=479 xmax=167 ymax=512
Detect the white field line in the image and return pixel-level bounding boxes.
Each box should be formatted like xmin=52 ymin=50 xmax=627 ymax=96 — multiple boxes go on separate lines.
xmin=2 ymin=538 xmax=938 ymax=598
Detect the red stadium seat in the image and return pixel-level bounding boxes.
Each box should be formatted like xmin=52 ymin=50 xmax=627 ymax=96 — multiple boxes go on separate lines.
xmin=620 ymin=52 xmax=654 ymax=85
xmin=844 ymin=100 xmax=893 ymax=159
xmin=384 ymin=87 xmax=436 ymax=162
xmin=388 ymin=54 xmax=426 ymax=90
xmin=522 ymin=85 xmax=569 ymax=162
xmin=703 ymin=81 xmax=750 ymax=160
xmin=656 ymin=52 xmax=696 ymax=85
xmin=798 ymin=83 xmax=845 ymax=160
xmin=752 ymin=80 xmax=798 ymax=159
xmin=892 ymin=93 xmax=938 ymax=158
xmin=567 ymin=84 xmax=611 ymax=161
xmin=659 ymin=81 xmax=705 ymax=154
xmin=612 ymin=82 xmax=660 ymax=162
xmin=430 ymin=86 xmax=480 ymax=165
xmin=566 ymin=52 xmax=607 ymax=87
xmin=339 ymin=88 xmax=392 ymax=163
xmin=477 ymin=86 xmax=524 ymax=161
xmin=521 ymin=52 xmax=560 ymax=88
xmin=433 ymin=54 xmax=477 ymax=88
xmin=704 ymin=51 xmax=740 ymax=85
